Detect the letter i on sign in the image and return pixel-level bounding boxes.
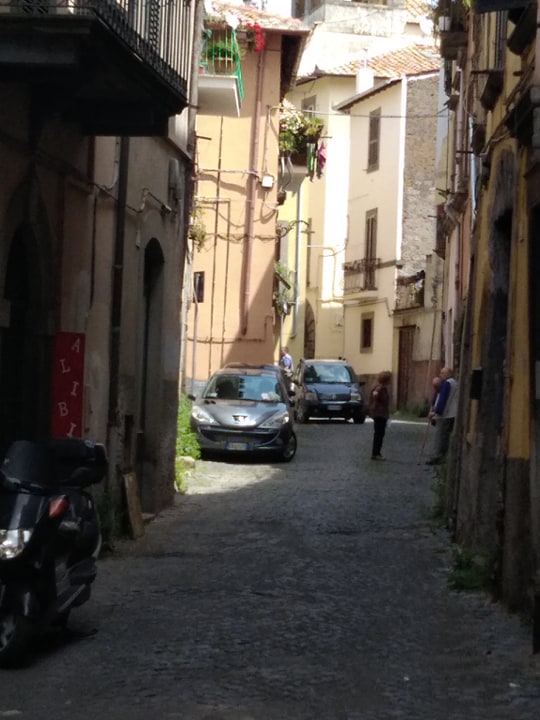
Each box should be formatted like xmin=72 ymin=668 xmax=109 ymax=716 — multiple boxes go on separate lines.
xmin=51 ymin=332 xmax=86 ymax=437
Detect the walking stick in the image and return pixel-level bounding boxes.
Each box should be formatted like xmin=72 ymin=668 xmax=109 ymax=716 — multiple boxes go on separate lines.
xmin=417 ymin=419 xmax=431 ymax=465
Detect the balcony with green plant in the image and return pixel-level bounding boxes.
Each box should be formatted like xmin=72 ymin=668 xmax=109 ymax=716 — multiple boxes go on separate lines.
xmin=198 ymin=27 xmax=245 ymax=116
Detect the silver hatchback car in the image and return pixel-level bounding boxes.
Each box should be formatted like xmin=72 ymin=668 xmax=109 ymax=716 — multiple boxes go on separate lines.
xmin=190 ymin=366 xmax=297 ymax=461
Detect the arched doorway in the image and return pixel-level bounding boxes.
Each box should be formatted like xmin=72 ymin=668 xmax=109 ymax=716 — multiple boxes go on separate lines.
xmin=0 ymin=225 xmax=52 ymax=455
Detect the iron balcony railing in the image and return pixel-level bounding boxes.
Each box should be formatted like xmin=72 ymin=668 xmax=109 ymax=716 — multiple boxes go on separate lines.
xmin=343 ymin=258 xmax=379 ymax=292
xmin=200 ymin=28 xmax=245 ymax=102
xmin=1 ymin=0 xmax=193 ymax=97
xmin=395 ymin=273 xmax=425 ymax=310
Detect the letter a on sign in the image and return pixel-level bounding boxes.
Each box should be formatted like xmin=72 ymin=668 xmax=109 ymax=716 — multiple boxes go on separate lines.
xmin=51 ymin=332 xmax=85 ymax=437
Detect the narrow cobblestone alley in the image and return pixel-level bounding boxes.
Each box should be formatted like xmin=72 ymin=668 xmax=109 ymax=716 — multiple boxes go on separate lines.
xmin=1 ymin=419 xmax=539 ymax=720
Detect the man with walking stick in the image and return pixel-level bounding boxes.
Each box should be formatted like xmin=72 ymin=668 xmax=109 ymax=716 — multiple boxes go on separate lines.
xmin=418 ymin=375 xmax=442 ymax=464
xmin=425 ymin=367 xmax=458 ymax=466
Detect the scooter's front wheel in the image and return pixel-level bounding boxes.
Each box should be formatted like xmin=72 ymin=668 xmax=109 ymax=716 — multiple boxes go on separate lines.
xmin=0 ymin=611 xmax=32 ymax=668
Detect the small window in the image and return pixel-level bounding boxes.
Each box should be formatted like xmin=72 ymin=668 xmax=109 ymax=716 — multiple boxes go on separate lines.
xmin=494 ymin=11 xmax=508 ymax=70
xmin=361 ymin=313 xmax=374 ymax=352
xmin=364 ymin=209 xmax=378 ymax=290
xmin=194 ymin=271 xmax=205 ymax=303
xmin=368 ymin=109 xmax=381 ymax=172
xmin=302 ymin=95 xmax=317 ymax=113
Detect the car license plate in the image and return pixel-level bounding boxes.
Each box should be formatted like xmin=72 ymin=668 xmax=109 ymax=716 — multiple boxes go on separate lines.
xmin=327 ymin=404 xmax=341 ymax=411
xmin=226 ymin=441 xmax=249 ymax=451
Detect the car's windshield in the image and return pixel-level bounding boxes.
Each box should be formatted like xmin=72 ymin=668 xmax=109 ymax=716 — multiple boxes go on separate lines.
xmin=304 ymin=363 xmax=355 ymax=384
xmin=203 ymin=373 xmax=284 ymax=402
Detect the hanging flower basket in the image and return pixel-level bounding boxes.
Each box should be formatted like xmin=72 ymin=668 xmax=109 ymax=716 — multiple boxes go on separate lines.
xmin=305 ymin=125 xmax=323 ymax=144
xmin=290 ymin=151 xmax=307 ymax=167
xmin=279 ymin=105 xmax=324 ymax=158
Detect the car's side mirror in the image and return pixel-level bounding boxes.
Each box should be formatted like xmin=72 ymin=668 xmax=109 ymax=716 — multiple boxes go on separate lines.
xmin=187 ymin=393 xmax=196 ymax=401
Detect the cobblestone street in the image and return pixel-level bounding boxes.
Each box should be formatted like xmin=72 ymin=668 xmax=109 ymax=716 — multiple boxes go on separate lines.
xmin=1 ymin=418 xmax=539 ymax=719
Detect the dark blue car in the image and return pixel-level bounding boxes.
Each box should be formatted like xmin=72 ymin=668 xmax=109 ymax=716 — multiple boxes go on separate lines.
xmin=293 ymin=359 xmax=366 ymax=424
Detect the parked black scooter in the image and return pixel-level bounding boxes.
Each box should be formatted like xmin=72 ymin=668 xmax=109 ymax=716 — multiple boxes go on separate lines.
xmin=0 ymin=437 xmax=107 ymax=667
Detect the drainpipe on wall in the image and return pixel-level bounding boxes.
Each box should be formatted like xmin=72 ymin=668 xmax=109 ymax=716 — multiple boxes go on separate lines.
xmin=190 ymin=293 xmax=199 ymax=396
xmin=292 ymin=183 xmax=305 ymax=338
xmin=106 ymin=136 xmax=130 ymax=490
xmin=209 ymin=118 xmax=224 ymax=376
xmin=532 ymin=2 xmax=540 ymax=656
xmin=179 ymin=2 xmax=204 ymax=393
xmin=241 ymin=46 xmax=265 ymax=336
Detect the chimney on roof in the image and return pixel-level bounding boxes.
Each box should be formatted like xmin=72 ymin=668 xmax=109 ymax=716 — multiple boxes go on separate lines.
xmin=356 ymin=67 xmax=374 ymax=94
xmin=356 ymin=49 xmax=373 ymax=94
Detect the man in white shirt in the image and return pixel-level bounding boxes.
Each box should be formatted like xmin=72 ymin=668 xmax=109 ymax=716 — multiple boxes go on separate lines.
xmin=426 ymin=367 xmax=458 ymax=465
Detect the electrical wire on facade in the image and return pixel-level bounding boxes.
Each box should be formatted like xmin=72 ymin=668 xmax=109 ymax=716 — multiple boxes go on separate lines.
xmin=270 ymin=102 xmax=452 ymax=121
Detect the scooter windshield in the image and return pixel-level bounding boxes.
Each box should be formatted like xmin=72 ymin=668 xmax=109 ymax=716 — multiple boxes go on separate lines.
xmin=0 ymin=490 xmax=47 ymax=531
xmin=1 ymin=440 xmax=55 ymax=491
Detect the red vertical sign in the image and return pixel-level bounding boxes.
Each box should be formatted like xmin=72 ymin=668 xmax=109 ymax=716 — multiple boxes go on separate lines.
xmin=51 ymin=332 xmax=85 ymax=438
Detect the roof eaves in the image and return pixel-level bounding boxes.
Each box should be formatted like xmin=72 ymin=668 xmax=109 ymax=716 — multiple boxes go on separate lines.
xmin=334 ymin=78 xmax=401 ymax=112
xmin=282 ymin=33 xmax=310 ymax=96
xmin=403 ymin=69 xmax=440 ymax=80
xmin=296 ymin=65 xmax=334 ymax=85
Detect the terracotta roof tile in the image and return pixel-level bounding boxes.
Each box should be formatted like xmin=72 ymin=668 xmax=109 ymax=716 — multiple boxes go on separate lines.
xmin=205 ymin=1 xmax=309 ymax=32
xmin=406 ymin=0 xmax=432 ymax=21
xmin=319 ymin=44 xmax=440 ymax=79
xmin=369 ymin=44 xmax=440 ymax=76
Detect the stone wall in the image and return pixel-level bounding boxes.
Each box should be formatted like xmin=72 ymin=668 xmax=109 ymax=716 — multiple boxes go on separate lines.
xmin=402 ymin=74 xmax=439 ymax=278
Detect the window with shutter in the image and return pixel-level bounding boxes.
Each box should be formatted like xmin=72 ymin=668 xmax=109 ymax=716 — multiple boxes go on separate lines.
xmin=368 ymin=109 xmax=381 ymax=171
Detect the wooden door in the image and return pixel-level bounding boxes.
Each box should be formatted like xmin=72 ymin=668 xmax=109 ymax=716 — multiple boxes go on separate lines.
xmin=397 ymin=325 xmax=415 ymax=409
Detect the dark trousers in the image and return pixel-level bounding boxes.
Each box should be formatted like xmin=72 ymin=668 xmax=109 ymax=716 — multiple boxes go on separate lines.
xmin=432 ymin=417 xmax=455 ymax=461
xmin=372 ymin=417 xmax=387 ymax=457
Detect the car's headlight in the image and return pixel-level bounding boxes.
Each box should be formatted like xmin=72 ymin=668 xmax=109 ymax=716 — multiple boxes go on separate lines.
xmin=191 ymin=406 xmax=218 ymax=425
xmin=0 ymin=529 xmax=33 ymax=559
xmin=305 ymin=390 xmax=318 ymax=401
xmin=350 ymin=391 xmax=360 ymax=401
xmin=260 ymin=410 xmax=291 ymax=428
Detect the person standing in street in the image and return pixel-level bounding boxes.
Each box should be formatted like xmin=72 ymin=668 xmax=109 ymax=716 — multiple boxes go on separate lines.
xmin=430 ymin=375 xmax=442 ymax=411
xmin=279 ymin=346 xmax=294 ymax=393
xmin=368 ymin=370 xmax=392 ymax=460
xmin=279 ymin=346 xmax=293 ymax=373
xmin=426 ymin=366 xmax=458 ymax=465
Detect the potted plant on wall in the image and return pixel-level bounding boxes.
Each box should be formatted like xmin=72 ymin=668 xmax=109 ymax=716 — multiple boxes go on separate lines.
xmin=236 ymin=22 xmax=265 ymax=52
xmin=431 ymin=0 xmax=470 ymax=33
xmin=304 ymin=116 xmax=325 ymax=144
xmin=273 ymin=261 xmax=296 ymax=317
xmin=279 ymin=105 xmax=325 ymax=164
xmin=188 ymin=204 xmax=207 ymax=251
